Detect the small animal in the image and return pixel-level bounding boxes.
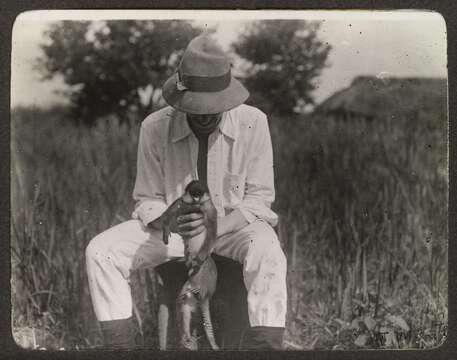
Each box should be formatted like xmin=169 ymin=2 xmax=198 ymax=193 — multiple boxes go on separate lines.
xmin=160 ymin=180 xmax=219 ymax=350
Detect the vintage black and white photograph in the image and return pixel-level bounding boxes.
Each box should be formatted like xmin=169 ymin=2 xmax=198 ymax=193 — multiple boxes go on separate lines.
xmin=11 ymin=10 xmax=448 ymax=350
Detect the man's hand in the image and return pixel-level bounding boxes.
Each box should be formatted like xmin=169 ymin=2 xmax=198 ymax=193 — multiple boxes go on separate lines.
xmin=147 ymin=213 xmax=179 ymax=232
xmin=177 ymin=205 xmax=206 ymax=238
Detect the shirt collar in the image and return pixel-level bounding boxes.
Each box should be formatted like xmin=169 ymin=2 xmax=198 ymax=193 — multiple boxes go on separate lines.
xmin=170 ymin=109 xmax=191 ymax=143
xmin=219 ymin=111 xmax=237 ymax=140
xmin=170 ymin=108 xmax=236 ymax=143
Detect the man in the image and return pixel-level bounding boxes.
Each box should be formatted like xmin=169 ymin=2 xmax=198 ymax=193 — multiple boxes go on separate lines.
xmin=85 ymin=35 xmax=287 ymax=350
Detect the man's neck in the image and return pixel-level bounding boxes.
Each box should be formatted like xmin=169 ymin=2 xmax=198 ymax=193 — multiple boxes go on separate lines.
xmin=187 ymin=114 xmax=222 ymax=137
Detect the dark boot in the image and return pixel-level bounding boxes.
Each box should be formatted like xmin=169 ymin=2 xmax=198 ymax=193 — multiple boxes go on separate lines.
xmin=99 ymin=317 xmax=135 ymax=349
xmin=241 ymin=326 xmax=285 ymax=350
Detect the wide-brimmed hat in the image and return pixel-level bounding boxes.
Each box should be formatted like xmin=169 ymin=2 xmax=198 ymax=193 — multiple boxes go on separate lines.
xmin=162 ymin=35 xmax=249 ymax=114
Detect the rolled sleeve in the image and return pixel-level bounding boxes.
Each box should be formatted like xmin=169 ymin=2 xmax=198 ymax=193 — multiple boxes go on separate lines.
xmin=132 ymin=200 xmax=168 ymax=226
xmin=132 ymin=123 xmax=167 ymax=227
xmin=236 ymin=113 xmax=278 ymax=227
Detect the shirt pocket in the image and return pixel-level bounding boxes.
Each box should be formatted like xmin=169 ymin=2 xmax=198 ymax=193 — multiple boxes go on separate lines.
xmin=223 ymin=172 xmax=244 ymax=207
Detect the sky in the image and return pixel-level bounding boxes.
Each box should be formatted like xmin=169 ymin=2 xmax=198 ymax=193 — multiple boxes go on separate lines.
xmin=11 ymin=10 xmax=447 ymax=109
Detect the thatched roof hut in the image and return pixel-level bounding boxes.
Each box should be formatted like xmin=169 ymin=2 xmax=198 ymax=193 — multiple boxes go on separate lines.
xmin=314 ymin=76 xmax=447 ymax=122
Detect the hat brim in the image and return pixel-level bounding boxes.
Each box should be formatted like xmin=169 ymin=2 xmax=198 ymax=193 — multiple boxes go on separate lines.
xmin=162 ymin=74 xmax=250 ymax=114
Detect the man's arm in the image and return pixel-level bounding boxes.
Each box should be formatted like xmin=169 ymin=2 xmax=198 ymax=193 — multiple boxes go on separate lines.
xmin=132 ymin=122 xmax=168 ymax=227
xmin=235 ymin=112 xmax=278 ymax=226
xmin=216 ymin=208 xmax=248 ymax=237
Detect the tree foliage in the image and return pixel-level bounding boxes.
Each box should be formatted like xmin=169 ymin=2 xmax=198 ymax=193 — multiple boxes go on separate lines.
xmin=37 ymin=20 xmax=201 ymax=124
xmin=232 ymin=20 xmax=331 ymax=115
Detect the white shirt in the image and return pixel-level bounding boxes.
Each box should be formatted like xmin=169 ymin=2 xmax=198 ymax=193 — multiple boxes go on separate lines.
xmin=132 ymin=104 xmax=278 ymax=227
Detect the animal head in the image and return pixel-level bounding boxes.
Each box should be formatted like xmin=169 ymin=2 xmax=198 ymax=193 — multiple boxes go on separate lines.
xmin=183 ymin=180 xmax=210 ymax=204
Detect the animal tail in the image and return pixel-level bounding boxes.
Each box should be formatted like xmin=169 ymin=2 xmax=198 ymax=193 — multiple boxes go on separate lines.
xmin=201 ymin=298 xmax=219 ymax=350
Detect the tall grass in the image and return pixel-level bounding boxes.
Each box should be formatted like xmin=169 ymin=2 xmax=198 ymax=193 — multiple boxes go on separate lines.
xmin=11 ymin=106 xmax=140 ymax=348
xmin=271 ymin=112 xmax=447 ymax=349
xmin=11 ymin=105 xmax=447 ymax=349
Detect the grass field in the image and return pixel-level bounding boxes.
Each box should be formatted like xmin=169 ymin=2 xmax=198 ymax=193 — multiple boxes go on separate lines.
xmin=11 ymin=103 xmax=447 ymax=350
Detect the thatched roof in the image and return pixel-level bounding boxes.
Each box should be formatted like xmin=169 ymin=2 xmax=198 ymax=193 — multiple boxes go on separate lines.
xmin=314 ymin=76 xmax=447 ymax=120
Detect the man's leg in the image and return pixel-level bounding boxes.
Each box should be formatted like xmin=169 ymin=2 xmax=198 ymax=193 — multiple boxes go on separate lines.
xmin=213 ymin=220 xmax=287 ymax=349
xmin=85 ymin=219 xmax=184 ymax=348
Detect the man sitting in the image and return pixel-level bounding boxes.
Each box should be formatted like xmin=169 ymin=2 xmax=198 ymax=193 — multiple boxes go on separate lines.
xmin=85 ymin=34 xmax=287 ymax=350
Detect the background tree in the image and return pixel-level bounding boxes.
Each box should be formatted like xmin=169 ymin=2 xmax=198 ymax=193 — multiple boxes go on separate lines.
xmin=232 ymin=20 xmax=331 ymax=116
xmin=37 ymin=20 xmax=201 ymax=124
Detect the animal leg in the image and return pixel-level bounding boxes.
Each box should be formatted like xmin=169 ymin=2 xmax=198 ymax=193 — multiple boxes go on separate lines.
xmin=201 ymin=297 xmax=219 ymax=350
xmin=176 ymin=294 xmax=198 ymax=350
xmin=158 ymin=303 xmax=169 ymax=350
xmin=156 ymin=271 xmax=170 ymax=350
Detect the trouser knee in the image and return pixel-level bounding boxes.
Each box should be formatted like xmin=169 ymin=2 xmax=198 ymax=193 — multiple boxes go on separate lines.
xmin=246 ymin=222 xmax=286 ymax=270
xmin=85 ymin=234 xmax=106 ymax=264
xmin=85 ymin=232 xmax=120 ymax=274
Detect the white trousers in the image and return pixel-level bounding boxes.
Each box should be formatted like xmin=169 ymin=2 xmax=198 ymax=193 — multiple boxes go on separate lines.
xmin=86 ymin=219 xmax=287 ymax=327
